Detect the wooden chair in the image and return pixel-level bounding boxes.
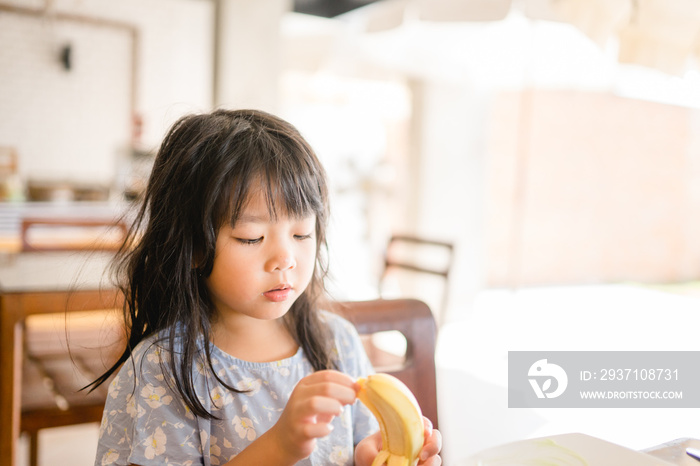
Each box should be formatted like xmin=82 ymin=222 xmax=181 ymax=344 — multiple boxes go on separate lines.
xmin=379 ymin=235 xmax=454 ymax=325
xmin=15 ymin=289 xmax=124 ymax=466
xmin=13 ymin=216 xmax=126 ymax=466
xmin=335 ymin=298 xmax=439 ymax=429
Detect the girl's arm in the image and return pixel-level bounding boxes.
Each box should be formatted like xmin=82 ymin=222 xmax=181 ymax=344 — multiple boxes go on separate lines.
xmin=222 ymin=370 xmax=358 ymax=466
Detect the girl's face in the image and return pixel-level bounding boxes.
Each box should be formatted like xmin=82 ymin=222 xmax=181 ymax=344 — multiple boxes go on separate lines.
xmin=205 ymin=185 xmax=318 ymax=324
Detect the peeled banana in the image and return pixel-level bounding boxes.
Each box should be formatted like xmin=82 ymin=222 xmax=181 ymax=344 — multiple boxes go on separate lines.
xmin=357 ymin=373 xmax=425 ymax=466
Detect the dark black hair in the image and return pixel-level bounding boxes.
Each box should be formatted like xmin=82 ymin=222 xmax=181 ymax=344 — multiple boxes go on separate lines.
xmin=89 ymin=109 xmax=333 ymax=419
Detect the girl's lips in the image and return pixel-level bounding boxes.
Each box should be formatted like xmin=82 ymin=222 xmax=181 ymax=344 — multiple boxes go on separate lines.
xmin=263 ymin=286 xmax=292 ymax=302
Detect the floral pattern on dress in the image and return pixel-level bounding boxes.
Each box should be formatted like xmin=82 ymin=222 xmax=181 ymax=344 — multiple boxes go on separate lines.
xmin=95 ymin=311 xmax=378 ymax=465
xmin=330 ymin=445 xmax=351 ymax=465
xmin=143 ymin=427 xmax=167 ymax=459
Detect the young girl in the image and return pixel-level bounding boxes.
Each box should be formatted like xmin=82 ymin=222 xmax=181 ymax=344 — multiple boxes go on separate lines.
xmin=91 ymin=109 xmax=441 ymax=466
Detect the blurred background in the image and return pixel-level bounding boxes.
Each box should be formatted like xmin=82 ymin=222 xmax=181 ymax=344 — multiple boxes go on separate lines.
xmin=2 ymin=0 xmax=700 ymax=464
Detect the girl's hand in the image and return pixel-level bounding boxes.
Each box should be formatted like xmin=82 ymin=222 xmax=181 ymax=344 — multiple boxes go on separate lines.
xmin=269 ymin=370 xmax=358 ymax=463
xmin=354 ymin=430 xmax=382 ymax=465
xmin=355 ymin=417 xmax=443 ymax=466
xmin=418 ymin=417 xmax=443 ymax=465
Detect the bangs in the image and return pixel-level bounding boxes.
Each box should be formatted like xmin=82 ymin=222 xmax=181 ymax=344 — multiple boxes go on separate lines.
xmin=221 ymin=128 xmax=327 ymax=227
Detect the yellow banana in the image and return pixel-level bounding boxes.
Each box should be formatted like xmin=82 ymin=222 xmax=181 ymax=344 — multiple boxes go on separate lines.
xmin=357 ymin=373 xmax=425 ymax=466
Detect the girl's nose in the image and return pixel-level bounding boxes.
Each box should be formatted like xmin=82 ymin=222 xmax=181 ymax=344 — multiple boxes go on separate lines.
xmin=266 ymin=248 xmax=296 ymax=272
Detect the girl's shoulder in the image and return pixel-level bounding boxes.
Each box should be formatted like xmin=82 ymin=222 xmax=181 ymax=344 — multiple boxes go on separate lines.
xmin=318 ymin=309 xmax=374 ymax=375
xmin=319 ymin=309 xmax=358 ymax=336
xmin=129 ymin=328 xmax=183 ymax=365
xmin=116 ymin=328 xmax=197 ymax=387
xmin=318 ymin=309 xmax=366 ymax=353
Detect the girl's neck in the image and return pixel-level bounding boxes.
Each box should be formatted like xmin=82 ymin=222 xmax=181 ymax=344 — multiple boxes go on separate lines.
xmin=211 ymin=315 xmax=298 ymax=363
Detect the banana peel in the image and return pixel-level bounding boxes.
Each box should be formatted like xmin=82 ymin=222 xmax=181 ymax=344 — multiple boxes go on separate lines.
xmin=357 ymin=373 xmax=425 ymax=466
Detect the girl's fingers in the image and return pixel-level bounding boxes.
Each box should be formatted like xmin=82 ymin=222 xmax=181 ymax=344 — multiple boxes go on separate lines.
xmin=316 ymin=412 xmax=335 ymax=425
xmin=296 ymin=371 xmax=358 ymax=406
xmin=419 ymin=427 xmax=443 ymax=463
xmin=278 ymin=370 xmax=358 ymax=451
xmin=422 ymin=416 xmax=434 ymax=435
xmin=422 ymin=456 xmax=443 ymax=466
xmin=417 ymin=417 xmax=442 ymax=464
xmin=354 ymin=431 xmax=382 ymax=466
xmin=302 ymin=370 xmax=359 ymax=394
xmin=273 ymin=371 xmax=360 ymax=462
xmin=300 ymin=395 xmax=345 ymax=418
xmin=302 ymin=421 xmax=335 ymax=439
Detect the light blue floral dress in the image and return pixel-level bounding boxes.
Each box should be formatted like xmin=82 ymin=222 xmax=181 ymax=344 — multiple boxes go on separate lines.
xmin=95 ymin=311 xmax=378 ymax=466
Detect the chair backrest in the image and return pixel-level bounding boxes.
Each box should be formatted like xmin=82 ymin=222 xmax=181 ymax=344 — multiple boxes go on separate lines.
xmin=18 ymin=288 xmax=125 ymax=424
xmin=334 ymin=298 xmax=439 ymax=429
xmin=1 ymin=287 xmax=124 ymax=466
xmin=379 ymin=235 xmax=454 ymax=325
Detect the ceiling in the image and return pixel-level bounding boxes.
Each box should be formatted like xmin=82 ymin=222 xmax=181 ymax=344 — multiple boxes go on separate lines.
xmin=290 ymin=0 xmax=700 ymax=76
xmin=293 ymin=0 xmax=382 ymax=18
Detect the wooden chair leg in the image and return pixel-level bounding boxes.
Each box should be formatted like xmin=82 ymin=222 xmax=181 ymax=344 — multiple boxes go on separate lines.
xmin=28 ymin=430 xmax=39 ymax=466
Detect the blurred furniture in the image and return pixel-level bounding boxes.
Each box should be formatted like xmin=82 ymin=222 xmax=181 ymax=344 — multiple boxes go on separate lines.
xmin=0 ymin=147 xmax=19 ymax=202
xmin=0 ymin=251 xmax=119 ymax=466
xmin=122 ymin=147 xmax=156 ymax=201
xmin=20 ymin=217 xmax=127 ymax=252
xmin=20 ymin=290 xmax=122 ymax=466
xmin=26 ymin=180 xmax=111 ymax=203
xmin=17 ymin=216 xmax=126 ymax=466
xmin=336 ymin=298 xmax=439 ymax=429
xmin=379 ymin=234 xmax=454 ymax=325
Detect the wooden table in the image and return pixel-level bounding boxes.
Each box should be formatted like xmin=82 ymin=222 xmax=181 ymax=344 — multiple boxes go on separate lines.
xmin=0 ymin=251 xmax=118 ymax=466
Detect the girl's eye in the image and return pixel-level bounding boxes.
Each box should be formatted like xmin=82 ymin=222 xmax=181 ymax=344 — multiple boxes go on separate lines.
xmin=294 ymin=234 xmax=313 ymax=241
xmin=236 ymin=237 xmax=263 ymax=245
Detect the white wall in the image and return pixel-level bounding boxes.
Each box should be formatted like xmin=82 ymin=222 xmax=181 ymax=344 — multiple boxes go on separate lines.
xmin=0 ymin=11 xmax=132 ymax=184
xmin=0 ymin=0 xmax=214 ymax=189
xmin=406 ymin=79 xmax=490 ymax=324
xmin=216 ymin=0 xmax=290 ymax=112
